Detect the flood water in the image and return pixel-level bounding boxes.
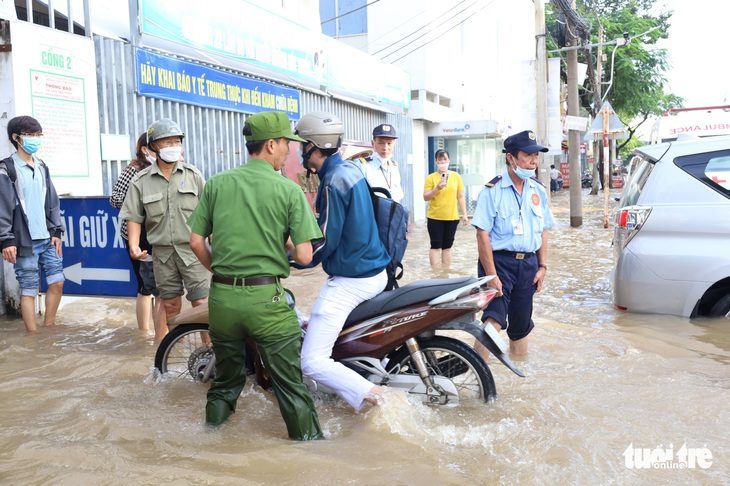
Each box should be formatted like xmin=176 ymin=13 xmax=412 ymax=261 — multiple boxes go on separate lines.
xmin=1 ymin=190 xmax=728 ymax=485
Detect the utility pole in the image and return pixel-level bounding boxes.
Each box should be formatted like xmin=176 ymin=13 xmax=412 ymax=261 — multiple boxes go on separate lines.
xmin=591 ymin=23 xmax=603 ymax=197
xmin=535 ymin=0 xmax=550 ymax=190
xmin=567 ymin=0 xmax=582 ymax=227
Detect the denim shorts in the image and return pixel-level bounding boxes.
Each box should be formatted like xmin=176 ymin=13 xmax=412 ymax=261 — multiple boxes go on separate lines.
xmin=14 ymin=238 xmax=65 ymax=297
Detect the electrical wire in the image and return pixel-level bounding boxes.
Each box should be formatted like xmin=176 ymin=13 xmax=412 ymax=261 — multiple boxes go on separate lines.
xmin=387 ymin=0 xmax=495 ymax=63
xmin=551 ymin=0 xmax=590 ymax=42
xmin=381 ymin=0 xmax=486 ymax=62
xmin=379 ymin=0 xmax=482 ymax=60
xmin=371 ymin=0 xmax=469 ymax=56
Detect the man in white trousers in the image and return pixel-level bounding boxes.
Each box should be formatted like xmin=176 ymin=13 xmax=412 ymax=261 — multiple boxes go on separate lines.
xmin=293 ymin=111 xmax=392 ymax=410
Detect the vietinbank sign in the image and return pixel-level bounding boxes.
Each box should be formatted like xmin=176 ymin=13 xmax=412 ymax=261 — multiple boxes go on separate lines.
xmin=135 ymin=49 xmax=301 ymax=119
xmin=429 ymin=120 xmax=500 ymax=137
xmin=442 ymin=124 xmax=472 ymax=134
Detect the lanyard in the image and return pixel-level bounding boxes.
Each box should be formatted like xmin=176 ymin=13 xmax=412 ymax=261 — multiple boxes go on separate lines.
xmin=510 ymin=185 xmax=523 ymax=219
xmin=380 ymin=164 xmax=392 ymax=189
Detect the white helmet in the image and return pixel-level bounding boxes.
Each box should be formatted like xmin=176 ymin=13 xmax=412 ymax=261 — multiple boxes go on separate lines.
xmin=295 ymin=111 xmax=344 ymax=150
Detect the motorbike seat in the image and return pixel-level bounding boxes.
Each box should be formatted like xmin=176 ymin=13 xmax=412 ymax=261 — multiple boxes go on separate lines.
xmin=344 ymin=277 xmax=478 ymax=328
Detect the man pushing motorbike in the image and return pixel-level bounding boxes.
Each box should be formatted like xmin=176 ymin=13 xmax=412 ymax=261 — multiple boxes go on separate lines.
xmin=293 ymin=111 xmax=392 ymax=410
xmin=187 ymin=111 xmax=324 ymax=440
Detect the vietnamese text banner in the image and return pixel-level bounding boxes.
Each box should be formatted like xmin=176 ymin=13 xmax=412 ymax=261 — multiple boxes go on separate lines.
xmin=135 ymin=48 xmax=301 ymax=119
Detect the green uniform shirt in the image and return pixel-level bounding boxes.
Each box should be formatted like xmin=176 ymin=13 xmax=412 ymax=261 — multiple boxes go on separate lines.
xmin=187 ymin=158 xmax=322 ymax=278
xmin=119 ymin=161 xmax=205 ymax=265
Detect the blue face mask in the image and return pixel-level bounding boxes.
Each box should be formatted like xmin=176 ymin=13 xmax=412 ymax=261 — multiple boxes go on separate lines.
xmin=513 ymin=165 xmax=535 ymax=181
xmin=20 ymin=136 xmax=42 ymax=154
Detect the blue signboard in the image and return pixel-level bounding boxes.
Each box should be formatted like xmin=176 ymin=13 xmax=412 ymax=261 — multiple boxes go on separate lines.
xmin=41 ymin=197 xmax=137 ymax=297
xmin=135 ymin=48 xmax=301 ymax=119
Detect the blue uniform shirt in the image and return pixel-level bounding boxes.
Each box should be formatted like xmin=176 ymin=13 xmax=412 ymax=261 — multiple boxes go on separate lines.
xmin=472 ymin=172 xmax=555 ymax=252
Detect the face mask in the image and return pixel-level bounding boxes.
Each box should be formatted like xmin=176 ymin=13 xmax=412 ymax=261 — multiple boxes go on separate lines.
xmin=437 ymin=163 xmax=449 ymax=171
xmin=158 ymin=146 xmax=182 ymax=163
xmin=20 ymin=136 xmax=42 ymax=154
xmin=296 ymin=148 xmax=304 ymax=166
xmin=513 ymin=165 xmax=536 ymax=181
xmin=145 ymin=154 xmax=157 ymax=165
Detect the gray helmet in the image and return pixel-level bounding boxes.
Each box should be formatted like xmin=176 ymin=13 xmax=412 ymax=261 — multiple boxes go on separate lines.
xmin=294 ymin=111 xmax=344 ymax=150
xmin=147 ymin=118 xmax=185 ymax=143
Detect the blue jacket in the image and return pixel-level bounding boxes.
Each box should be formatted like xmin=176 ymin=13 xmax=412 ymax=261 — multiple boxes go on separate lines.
xmin=308 ymin=153 xmax=389 ymax=278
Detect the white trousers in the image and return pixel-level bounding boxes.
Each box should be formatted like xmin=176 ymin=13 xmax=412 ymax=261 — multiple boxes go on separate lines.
xmin=301 ymin=270 xmax=388 ymax=410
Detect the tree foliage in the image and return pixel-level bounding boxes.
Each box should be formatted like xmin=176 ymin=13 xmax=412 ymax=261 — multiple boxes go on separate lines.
xmin=547 ymin=0 xmax=684 ymax=152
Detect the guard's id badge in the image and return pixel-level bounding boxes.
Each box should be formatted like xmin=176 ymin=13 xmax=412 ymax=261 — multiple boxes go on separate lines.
xmin=512 ymin=218 xmax=524 ymax=235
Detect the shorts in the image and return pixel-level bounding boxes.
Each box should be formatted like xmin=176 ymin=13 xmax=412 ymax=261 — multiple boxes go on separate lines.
xmin=124 ymin=239 xmax=159 ymax=296
xmin=153 ymin=250 xmax=210 ymax=301
xmin=14 ymin=238 xmax=65 ymax=297
xmin=478 ymin=252 xmax=537 ymax=341
xmin=427 ymin=218 xmax=459 ymax=250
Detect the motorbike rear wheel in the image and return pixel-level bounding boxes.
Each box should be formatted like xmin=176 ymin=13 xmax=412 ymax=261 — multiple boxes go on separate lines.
xmin=385 ymin=336 xmax=497 ymax=402
xmin=154 ymin=323 xmax=212 ymax=382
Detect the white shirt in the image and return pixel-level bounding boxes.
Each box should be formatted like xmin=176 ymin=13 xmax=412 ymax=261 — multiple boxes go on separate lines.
xmin=360 ymin=153 xmax=404 ymax=203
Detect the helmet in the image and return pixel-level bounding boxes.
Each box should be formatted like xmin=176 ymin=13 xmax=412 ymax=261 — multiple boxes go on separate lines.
xmin=294 ymin=111 xmax=344 ymax=150
xmin=147 ymin=119 xmax=185 ymax=143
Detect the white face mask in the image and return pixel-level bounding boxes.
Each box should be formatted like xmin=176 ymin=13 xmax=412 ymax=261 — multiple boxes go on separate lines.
xmin=437 ymin=162 xmax=449 ymax=171
xmin=158 ymin=146 xmax=182 ymax=163
xmin=145 ymin=154 xmax=157 ymax=165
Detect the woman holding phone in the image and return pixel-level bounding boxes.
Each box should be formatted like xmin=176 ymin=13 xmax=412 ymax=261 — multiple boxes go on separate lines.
xmin=423 ymin=149 xmax=469 ymax=268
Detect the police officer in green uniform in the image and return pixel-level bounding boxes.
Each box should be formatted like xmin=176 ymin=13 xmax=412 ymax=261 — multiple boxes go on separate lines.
xmin=120 ymin=119 xmax=209 ymax=328
xmin=187 ymin=111 xmax=324 ymax=440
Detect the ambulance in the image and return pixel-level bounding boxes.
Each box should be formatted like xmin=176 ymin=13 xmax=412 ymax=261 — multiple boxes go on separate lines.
xmin=649 ymin=105 xmax=730 ymax=144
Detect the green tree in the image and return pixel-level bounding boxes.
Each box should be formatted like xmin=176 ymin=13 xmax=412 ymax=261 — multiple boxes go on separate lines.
xmin=547 ymin=0 xmax=684 ymax=154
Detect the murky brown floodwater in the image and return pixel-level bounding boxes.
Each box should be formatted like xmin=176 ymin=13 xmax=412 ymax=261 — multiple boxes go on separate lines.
xmin=1 ymin=190 xmax=728 ymax=485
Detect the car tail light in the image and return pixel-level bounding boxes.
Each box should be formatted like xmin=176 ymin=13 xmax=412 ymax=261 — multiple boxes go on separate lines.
xmin=614 ymin=206 xmax=652 ymax=246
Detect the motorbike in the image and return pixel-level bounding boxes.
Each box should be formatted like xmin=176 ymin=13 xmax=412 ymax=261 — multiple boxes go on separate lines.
xmin=154 ymin=276 xmax=524 ymax=405
xmin=581 ymin=171 xmax=593 ymax=188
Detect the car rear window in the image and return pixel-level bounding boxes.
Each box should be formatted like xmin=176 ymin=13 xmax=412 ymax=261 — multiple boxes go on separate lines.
xmin=618 ymin=155 xmax=653 ymax=207
xmin=675 ymin=149 xmax=730 ymax=198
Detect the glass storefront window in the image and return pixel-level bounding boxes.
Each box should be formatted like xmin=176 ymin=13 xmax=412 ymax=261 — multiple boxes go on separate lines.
xmin=434 ymin=136 xmax=502 ymax=215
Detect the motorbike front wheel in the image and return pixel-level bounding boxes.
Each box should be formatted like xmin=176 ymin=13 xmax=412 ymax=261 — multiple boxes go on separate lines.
xmin=154 ymin=323 xmax=212 ymax=382
xmin=385 ymin=336 xmax=497 ymax=402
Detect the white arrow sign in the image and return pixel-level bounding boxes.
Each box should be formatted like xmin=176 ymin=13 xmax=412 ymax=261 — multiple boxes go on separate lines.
xmin=64 ymin=262 xmax=130 ymax=285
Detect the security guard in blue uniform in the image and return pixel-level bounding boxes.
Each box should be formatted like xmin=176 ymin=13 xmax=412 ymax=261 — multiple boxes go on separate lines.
xmin=472 ymin=130 xmax=555 ymax=355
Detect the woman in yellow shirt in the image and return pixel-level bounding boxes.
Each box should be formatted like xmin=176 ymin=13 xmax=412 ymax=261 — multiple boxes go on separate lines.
xmin=423 ymin=149 xmax=469 ymax=267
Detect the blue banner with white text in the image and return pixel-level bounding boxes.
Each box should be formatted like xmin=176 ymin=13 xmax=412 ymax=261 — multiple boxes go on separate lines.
xmin=135 ymin=48 xmax=301 ymax=119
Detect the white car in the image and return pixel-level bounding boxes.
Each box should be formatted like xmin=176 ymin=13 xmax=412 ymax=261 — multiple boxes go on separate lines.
xmin=612 ymin=136 xmax=730 ymax=318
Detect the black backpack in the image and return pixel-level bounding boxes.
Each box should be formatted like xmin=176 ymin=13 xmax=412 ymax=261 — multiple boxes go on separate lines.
xmin=0 ymin=156 xmax=18 ymax=183
xmin=368 ymin=184 xmax=409 ymax=291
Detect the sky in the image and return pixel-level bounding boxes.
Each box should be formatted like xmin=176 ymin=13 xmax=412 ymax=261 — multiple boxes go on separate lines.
xmin=654 ymin=0 xmax=730 ymax=107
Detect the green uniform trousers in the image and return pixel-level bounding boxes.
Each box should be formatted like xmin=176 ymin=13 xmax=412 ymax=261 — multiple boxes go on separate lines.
xmin=206 ymin=282 xmax=324 ymax=441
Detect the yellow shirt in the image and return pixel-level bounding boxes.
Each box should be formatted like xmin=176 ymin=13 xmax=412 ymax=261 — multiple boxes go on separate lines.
xmin=424 ymin=171 xmax=464 ymax=220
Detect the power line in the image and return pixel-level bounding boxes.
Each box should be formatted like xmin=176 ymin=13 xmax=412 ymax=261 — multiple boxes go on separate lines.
xmin=371 ymin=0 xmax=469 ymax=56
xmin=388 ymin=0 xmax=494 ymax=63
xmin=379 ymin=0 xmax=481 ymax=60
xmin=362 ymin=10 xmax=428 ymax=51
xmin=321 ymin=0 xmax=381 ymax=25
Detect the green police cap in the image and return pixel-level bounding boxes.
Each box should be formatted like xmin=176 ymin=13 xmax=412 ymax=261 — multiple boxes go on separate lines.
xmin=243 ymin=111 xmax=307 ymax=143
